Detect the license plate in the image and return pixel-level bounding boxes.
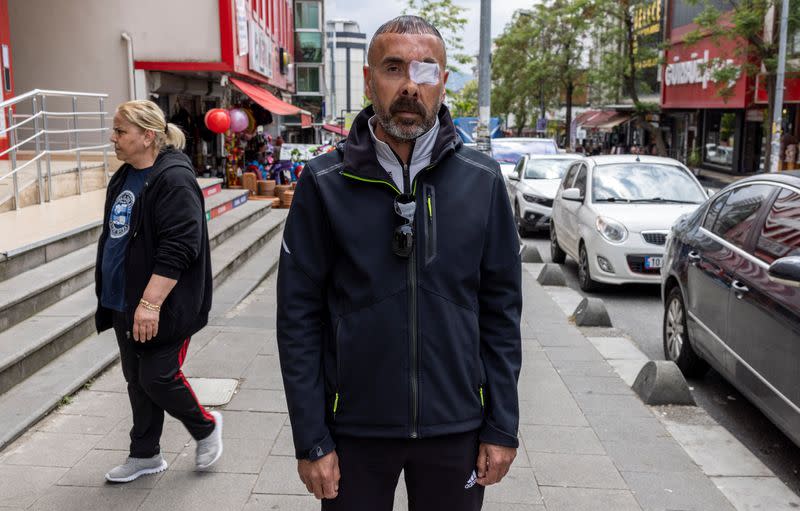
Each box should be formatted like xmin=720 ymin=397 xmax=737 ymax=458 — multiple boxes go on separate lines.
xmin=645 ymin=256 xmax=663 ymax=269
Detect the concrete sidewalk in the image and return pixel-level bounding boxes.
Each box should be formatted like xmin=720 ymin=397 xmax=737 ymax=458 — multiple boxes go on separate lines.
xmin=0 ymin=269 xmax=742 ymax=510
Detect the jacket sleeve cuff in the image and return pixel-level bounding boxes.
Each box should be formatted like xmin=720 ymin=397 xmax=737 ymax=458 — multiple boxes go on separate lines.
xmin=479 ymin=421 xmax=519 ymax=448
xmin=296 ymin=432 xmax=336 ymax=461
xmin=152 ymin=262 xmax=182 ymax=280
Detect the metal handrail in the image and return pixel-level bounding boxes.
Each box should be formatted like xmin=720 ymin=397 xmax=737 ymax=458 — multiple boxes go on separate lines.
xmin=0 ymin=89 xmax=110 ymax=209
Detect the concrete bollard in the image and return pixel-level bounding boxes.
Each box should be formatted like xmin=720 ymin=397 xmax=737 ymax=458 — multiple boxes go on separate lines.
xmin=536 ymin=263 xmax=566 ymax=286
xmin=521 ymin=245 xmax=543 ymax=263
xmin=572 ymin=297 xmax=612 ymax=327
xmin=632 ymin=360 xmax=696 ymax=406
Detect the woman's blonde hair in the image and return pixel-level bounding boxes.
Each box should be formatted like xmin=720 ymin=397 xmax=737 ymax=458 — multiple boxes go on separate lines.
xmin=116 ymin=99 xmax=186 ymax=150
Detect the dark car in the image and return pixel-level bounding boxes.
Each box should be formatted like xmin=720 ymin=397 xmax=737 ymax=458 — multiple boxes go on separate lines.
xmin=661 ymin=172 xmax=800 ymax=447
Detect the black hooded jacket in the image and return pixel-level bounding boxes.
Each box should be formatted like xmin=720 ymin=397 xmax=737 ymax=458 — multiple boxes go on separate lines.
xmin=94 ymin=148 xmax=213 ymax=347
xmin=277 ymin=105 xmax=522 ymax=461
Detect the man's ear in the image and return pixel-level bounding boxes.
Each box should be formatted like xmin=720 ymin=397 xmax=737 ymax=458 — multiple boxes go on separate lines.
xmin=363 ymin=65 xmax=373 ymax=101
xmin=441 ymin=69 xmax=450 ymax=102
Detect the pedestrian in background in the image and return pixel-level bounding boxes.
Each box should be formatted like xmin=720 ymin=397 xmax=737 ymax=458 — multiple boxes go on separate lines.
xmin=277 ymin=15 xmax=522 ymax=511
xmin=95 ymin=100 xmax=223 ymax=483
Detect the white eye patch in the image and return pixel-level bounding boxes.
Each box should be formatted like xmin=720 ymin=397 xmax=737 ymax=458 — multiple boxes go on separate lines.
xmin=409 ymin=60 xmax=440 ymax=85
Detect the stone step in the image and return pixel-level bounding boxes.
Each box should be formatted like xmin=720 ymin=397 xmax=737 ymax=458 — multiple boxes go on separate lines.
xmin=0 ymin=209 xmax=287 ymax=451
xmin=0 ymin=207 xmax=285 ymax=405
xmin=0 ymin=199 xmax=270 ymax=335
xmin=205 ymin=189 xmax=250 ymax=221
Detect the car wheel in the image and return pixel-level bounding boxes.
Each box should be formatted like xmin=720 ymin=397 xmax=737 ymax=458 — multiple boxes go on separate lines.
xmin=515 ymin=203 xmax=528 ymax=237
xmin=663 ymin=286 xmax=708 ymax=377
xmin=578 ymin=242 xmax=600 ymax=292
xmin=550 ymin=220 xmax=566 ymax=264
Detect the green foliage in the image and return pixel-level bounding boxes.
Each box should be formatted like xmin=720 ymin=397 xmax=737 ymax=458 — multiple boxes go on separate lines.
xmin=449 ymin=79 xmax=478 ymax=118
xmin=403 ymin=0 xmax=472 ymax=71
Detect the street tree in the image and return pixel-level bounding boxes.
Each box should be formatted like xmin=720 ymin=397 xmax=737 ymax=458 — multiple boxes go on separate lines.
xmin=449 ymin=79 xmax=478 ymax=118
xmin=403 ymin=0 xmax=471 ymax=72
xmin=591 ymin=0 xmax=669 ymax=155
xmin=683 ymin=0 xmax=800 ymax=168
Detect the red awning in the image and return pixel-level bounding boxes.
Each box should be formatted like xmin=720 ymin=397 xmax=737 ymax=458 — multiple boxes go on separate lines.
xmin=580 ymin=111 xmax=619 ymax=129
xmin=301 ymin=114 xmax=312 ymax=128
xmin=322 ymin=124 xmax=349 ymax=136
xmin=230 ymin=78 xmax=309 ymax=117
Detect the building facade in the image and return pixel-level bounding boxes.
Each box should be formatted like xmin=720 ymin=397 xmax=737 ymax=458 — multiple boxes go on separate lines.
xmin=325 ymin=19 xmax=366 ymax=125
xmin=288 ymin=0 xmax=325 ymax=142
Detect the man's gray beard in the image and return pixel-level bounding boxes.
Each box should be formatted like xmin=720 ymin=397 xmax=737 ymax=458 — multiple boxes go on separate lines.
xmin=371 ymin=85 xmax=440 ymax=142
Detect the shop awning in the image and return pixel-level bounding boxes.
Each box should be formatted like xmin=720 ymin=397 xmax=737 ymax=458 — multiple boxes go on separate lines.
xmin=580 ymin=111 xmax=618 ymax=129
xmin=322 ymin=124 xmax=349 ymax=137
xmin=230 ymin=77 xmax=310 ymax=117
xmin=596 ymin=115 xmax=632 ymax=131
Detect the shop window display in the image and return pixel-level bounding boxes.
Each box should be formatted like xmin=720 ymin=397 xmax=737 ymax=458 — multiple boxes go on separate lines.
xmin=704 ymin=111 xmax=736 ymax=167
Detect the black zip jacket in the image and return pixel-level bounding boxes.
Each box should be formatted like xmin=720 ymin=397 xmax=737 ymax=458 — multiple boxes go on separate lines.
xmin=277 ymin=105 xmax=522 ymax=461
xmin=94 ymin=148 xmax=213 ymax=347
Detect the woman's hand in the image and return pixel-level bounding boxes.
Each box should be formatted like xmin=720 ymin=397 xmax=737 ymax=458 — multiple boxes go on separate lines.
xmin=133 ymin=303 xmax=160 ymax=342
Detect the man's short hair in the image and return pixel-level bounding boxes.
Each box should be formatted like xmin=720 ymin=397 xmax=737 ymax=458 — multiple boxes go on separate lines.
xmin=367 ymin=15 xmax=447 ymax=66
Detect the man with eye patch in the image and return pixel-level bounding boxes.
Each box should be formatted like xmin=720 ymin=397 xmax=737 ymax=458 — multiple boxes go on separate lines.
xmin=277 ymin=15 xmax=522 ymax=511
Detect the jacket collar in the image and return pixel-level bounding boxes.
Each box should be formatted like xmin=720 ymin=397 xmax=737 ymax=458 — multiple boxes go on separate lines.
xmin=340 ymin=104 xmax=461 ymax=182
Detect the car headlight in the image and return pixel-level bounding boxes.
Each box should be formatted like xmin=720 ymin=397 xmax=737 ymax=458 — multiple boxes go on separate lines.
xmin=523 ymin=193 xmax=550 ymax=205
xmin=596 ymin=216 xmax=628 ymax=243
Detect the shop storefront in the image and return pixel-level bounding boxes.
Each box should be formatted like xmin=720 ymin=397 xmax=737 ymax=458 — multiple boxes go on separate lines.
xmin=661 ymin=19 xmax=761 ymax=173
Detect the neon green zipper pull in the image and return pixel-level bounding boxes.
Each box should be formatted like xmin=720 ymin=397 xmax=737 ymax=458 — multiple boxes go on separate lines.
xmin=333 ymin=392 xmax=340 ymax=414
xmin=479 ymin=386 xmax=484 ymax=408
xmin=427 ymin=196 xmax=432 ymax=218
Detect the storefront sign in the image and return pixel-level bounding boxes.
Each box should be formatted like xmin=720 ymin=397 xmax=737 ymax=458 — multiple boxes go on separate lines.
xmin=248 ymin=20 xmax=273 ymax=79
xmin=632 ymin=0 xmax=664 ymax=97
xmin=755 ymin=73 xmax=800 ymax=103
xmin=661 ymin=35 xmax=750 ymax=109
xmin=235 ymin=0 xmax=248 ymax=56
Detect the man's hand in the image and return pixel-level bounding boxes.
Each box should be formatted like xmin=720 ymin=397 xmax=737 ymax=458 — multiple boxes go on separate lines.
xmin=132 ymin=304 xmax=159 ymax=342
xmin=298 ymin=450 xmax=340 ymax=500
xmin=475 ymin=442 xmax=516 ymax=486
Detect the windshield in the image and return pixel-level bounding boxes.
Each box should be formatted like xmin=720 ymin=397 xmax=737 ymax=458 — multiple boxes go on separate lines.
xmin=525 ymin=159 xmax=575 ymax=179
xmin=592 ymin=163 xmax=707 ymax=204
xmin=492 ymin=140 xmax=557 ymax=164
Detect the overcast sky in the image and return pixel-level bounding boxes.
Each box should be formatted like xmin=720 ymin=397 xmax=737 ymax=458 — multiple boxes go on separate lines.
xmin=327 ymin=0 xmax=528 ymax=73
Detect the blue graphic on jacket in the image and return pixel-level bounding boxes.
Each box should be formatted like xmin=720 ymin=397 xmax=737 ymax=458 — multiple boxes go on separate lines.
xmin=110 ymin=190 xmax=135 ymax=238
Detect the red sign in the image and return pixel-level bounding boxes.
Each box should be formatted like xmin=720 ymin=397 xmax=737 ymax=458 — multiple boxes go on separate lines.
xmin=661 ymin=35 xmax=752 ymax=109
xmin=755 ymin=73 xmax=800 ymax=103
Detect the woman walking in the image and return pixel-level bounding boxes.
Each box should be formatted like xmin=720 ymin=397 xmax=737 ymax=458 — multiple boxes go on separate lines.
xmin=95 ymin=100 xmax=222 ymax=482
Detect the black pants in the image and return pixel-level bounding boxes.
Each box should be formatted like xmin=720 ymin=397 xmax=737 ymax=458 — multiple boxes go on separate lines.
xmin=322 ymin=430 xmax=485 ymax=511
xmin=113 ymin=312 xmax=215 ymax=458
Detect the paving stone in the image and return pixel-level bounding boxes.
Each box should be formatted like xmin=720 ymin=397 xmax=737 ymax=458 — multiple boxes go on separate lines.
xmin=573 ymin=393 xmax=653 ymax=418
xmin=520 ymin=425 xmax=605 ymax=455
xmin=586 ymin=337 xmax=649 ymax=361
xmin=242 ymin=494 xmax=319 ymax=511
xmin=222 ymin=314 xmax=276 ymax=329
xmin=271 ymin=425 xmax=296 ymax=456
xmin=220 ymin=410 xmax=285 ymax=440
xmin=0 ymin=465 xmax=67 ymax=508
xmin=58 ymin=390 xmax=131 ymax=418
xmin=531 ymin=453 xmax=627 ymax=489
xmin=226 ymin=388 xmax=288 ymax=413
xmin=518 ymin=396 xmax=589 ymax=427
xmin=240 ymin=355 xmax=285 ymax=390
xmin=585 ymin=414 xmax=671 ymax=443
xmin=139 ymin=471 xmax=257 ymax=511
xmin=183 ymin=330 xmax=264 ymax=378
xmin=1 ymin=431 xmax=99 ymax=467
xmin=56 ymin=449 xmax=177 ymax=488
xmin=560 ymin=375 xmax=636 ymax=396
xmin=482 ymin=503 xmax=545 ymax=511
xmin=27 ymin=485 xmax=149 ymax=511
xmin=171 ymin=436 xmax=271 ymax=474
xmin=482 ymin=466 xmax=542 ymax=504
xmin=622 ymin=471 xmax=736 ymax=511
xmin=545 ymin=346 xmax=605 ymax=362
xmin=254 ymin=455 xmax=309 ymax=495
xmin=87 ymin=364 xmax=127 ymax=393
xmin=711 ymin=476 xmax=800 ymax=511
xmin=607 ymin=359 xmax=649 ymax=386
xmin=553 ymin=360 xmax=618 ymax=378
xmin=36 ymin=413 xmax=122 ymax=436
xmin=662 ymin=422 xmax=773 ymax=477
xmin=602 ymin=438 xmax=700 ymax=473
xmin=95 ymin=416 xmax=192 ymax=454
xmin=540 ymin=486 xmax=642 ymax=511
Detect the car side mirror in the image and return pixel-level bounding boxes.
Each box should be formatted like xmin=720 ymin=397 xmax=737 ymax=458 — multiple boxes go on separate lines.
xmin=768 ymin=256 xmax=800 ymax=287
xmin=562 ymin=187 xmax=583 ymax=202
xmin=706 ymin=188 xmax=716 ymax=197
xmin=509 ymin=174 xmax=520 ymax=181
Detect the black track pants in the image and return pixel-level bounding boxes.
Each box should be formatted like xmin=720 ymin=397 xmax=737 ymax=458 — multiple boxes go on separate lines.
xmin=322 ymin=430 xmax=485 ymax=511
xmin=113 ymin=312 xmax=215 ymax=458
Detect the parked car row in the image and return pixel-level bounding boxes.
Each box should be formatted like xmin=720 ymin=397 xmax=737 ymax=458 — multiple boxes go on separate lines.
xmin=494 ymin=143 xmax=800 ymax=448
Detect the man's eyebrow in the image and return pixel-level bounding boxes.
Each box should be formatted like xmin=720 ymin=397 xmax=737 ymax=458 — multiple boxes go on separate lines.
xmin=381 ymin=56 xmax=405 ymax=65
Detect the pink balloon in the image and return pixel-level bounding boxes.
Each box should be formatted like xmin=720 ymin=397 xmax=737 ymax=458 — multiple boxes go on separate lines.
xmin=229 ymin=108 xmax=249 ymax=133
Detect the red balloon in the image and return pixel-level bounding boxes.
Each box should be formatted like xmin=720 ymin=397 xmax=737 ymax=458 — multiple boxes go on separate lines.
xmin=205 ymin=108 xmax=231 ymax=134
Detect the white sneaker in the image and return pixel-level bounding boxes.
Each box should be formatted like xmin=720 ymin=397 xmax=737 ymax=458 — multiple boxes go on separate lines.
xmin=195 ymin=411 xmax=223 ymax=469
xmin=105 ymin=454 xmax=168 ymax=483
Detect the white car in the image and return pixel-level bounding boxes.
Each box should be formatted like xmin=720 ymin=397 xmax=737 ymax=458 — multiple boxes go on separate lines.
xmin=507 ymin=154 xmax=582 ymax=234
xmin=490 ymin=138 xmax=560 ymax=182
xmin=550 ymin=155 xmax=708 ymax=291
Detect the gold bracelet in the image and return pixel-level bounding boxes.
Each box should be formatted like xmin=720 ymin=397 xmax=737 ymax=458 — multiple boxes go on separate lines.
xmin=139 ymin=299 xmax=161 ymax=312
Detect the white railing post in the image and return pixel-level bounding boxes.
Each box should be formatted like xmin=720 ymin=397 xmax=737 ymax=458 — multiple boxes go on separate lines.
xmin=32 ymin=96 xmax=44 ymax=204
xmin=100 ymin=97 xmax=109 ymax=184
xmin=72 ymin=96 xmax=82 ymax=195
xmin=41 ymin=94 xmax=52 ymax=202
xmin=7 ymin=106 xmax=17 ymax=209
